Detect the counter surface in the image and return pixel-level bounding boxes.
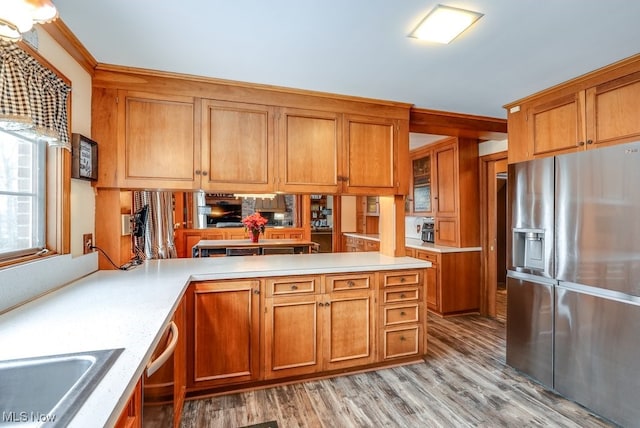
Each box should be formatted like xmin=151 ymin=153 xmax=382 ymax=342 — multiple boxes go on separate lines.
xmin=0 ymin=253 xmax=430 ymax=427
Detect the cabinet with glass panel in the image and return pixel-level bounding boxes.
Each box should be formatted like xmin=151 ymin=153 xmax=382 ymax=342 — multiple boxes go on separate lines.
xmin=410 ymin=147 xmax=432 ymax=215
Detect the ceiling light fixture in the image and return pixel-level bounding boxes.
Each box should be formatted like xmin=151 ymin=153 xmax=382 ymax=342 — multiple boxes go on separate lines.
xmin=409 ymin=4 xmax=483 ymax=44
xmin=0 ymin=0 xmax=58 ymax=42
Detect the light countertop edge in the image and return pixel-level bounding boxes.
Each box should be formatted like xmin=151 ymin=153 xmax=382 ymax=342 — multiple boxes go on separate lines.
xmin=343 ymin=233 xmax=482 ymax=253
xmin=0 ymin=252 xmax=430 ymax=427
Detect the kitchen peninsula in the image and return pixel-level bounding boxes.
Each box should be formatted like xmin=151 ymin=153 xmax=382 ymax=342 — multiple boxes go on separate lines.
xmin=0 ymin=253 xmax=430 ymax=427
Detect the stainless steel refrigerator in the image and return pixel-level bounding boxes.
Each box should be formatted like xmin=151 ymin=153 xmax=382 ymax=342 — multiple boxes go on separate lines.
xmin=506 ymin=156 xmax=556 ymax=389
xmin=554 ymin=142 xmax=640 ymax=427
xmin=508 ymin=142 xmax=640 ymax=427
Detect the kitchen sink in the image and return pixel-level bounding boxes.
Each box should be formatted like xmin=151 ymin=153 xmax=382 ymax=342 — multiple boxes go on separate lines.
xmin=0 ymin=348 xmax=123 ymax=427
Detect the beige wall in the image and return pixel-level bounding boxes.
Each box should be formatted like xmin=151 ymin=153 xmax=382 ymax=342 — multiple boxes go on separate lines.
xmin=36 ymin=28 xmax=95 ymax=257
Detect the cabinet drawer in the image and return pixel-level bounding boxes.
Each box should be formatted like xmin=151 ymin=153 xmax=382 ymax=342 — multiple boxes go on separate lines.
xmin=382 ymin=271 xmax=421 ymax=288
xmin=382 ymin=287 xmax=419 ymax=304
xmin=383 ymin=304 xmax=419 ymax=326
xmin=326 ymin=273 xmax=373 ymax=292
xmin=382 ymin=326 xmax=420 ymax=359
xmin=414 ymin=250 xmax=438 ymax=263
xmin=266 ymin=276 xmax=320 ymax=297
xmin=364 ymin=240 xmax=379 ymax=251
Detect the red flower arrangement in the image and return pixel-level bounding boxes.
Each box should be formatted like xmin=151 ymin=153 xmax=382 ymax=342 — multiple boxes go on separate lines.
xmin=242 ymin=212 xmax=268 ymax=242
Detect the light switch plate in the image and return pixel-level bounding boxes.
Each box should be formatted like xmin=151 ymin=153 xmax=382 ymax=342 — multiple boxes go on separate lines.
xmin=121 ymin=214 xmax=132 ymax=236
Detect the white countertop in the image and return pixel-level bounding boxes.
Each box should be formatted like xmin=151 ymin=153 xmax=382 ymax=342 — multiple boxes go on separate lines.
xmin=0 ymin=252 xmax=430 ymax=428
xmin=343 ymin=233 xmax=482 ymax=253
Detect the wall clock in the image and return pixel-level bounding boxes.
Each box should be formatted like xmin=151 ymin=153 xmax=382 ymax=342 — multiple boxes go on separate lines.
xmin=71 ymin=133 xmax=98 ymax=181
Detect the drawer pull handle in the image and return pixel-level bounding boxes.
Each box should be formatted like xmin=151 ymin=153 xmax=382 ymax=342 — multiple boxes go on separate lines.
xmin=400 ymin=277 xmax=406 ymax=283
xmin=318 ymin=302 xmax=324 ymax=307
xmin=347 ymin=280 xmax=355 ymax=287
xmin=291 ymin=284 xmax=298 ymax=290
xmin=400 ymin=336 xmax=406 ymax=341
xmin=400 ymin=294 xmax=406 ymax=299
xmin=400 ymin=311 xmax=406 ymax=316
xmin=146 ymin=321 xmax=178 ymax=377
xmin=253 ymin=289 xmax=260 ymax=295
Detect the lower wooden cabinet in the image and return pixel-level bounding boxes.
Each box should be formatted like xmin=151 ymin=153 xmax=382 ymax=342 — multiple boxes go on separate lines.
xmin=414 ymin=249 xmax=480 ymax=316
xmin=115 ymin=378 xmax=142 ymax=428
xmin=342 ymin=234 xmax=379 ymax=252
xmin=186 ymin=269 xmax=425 ymax=395
xmin=187 ymin=280 xmax=261 ymax=390
xmin=264 ymin=273 xmax=376 ymax=379
xmin=379 ymin=270 xmax=424 ymax=360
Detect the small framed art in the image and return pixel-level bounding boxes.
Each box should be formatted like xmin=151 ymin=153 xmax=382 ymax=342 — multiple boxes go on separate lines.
xmin=71 ymin=133 xmax=98 ymax=181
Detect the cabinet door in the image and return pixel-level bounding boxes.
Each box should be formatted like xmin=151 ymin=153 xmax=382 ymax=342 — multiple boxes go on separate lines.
xmin=323 ymin=290 xmax=376 ymax=370
xmin=529 ymin=92 xmax=586 ymax=157
xmin=435 ymin=217 xmax=458 ymax=247
xmin=425 ymin=262 xmax=439 ymax=312
xmin=343 ymin=115 xmax=396 ymax=194
xmin=118 ymin=91 xmax=196 ymax=189
xmin=201 ymin=100 xmax=274 ymax=192
xmin=264 ymin=294 xmax=322 ymax=379
xmin=278 ymin=108 xmax=341 ymax=193
xmin=190 ymin=280 xmax=260 ymax=388
xmin=434 ymin=142 xmax=458 ymax=217
xmin=411 ymin=149 xmax=432 ymax=214
xmin=586 ymin=71 xmax=640 ymax=148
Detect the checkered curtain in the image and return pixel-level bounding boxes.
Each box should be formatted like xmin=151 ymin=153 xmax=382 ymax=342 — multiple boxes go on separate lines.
xmin=0 ymin=40 xmax=71 ymax=150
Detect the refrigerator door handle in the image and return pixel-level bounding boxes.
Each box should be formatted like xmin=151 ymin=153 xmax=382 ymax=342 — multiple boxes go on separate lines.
xmin=557 ymin=281 xmax=640 ymax=306
xmin=507 ymin=270 xmax=558 ymax=286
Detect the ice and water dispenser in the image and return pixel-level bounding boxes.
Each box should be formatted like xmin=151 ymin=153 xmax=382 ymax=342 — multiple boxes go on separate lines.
xmin=512 ymin=228 xmax=546 ymax=272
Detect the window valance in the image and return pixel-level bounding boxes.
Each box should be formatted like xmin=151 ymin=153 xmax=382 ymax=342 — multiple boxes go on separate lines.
xmin=0 ymin=40 xmax=71 ymax=150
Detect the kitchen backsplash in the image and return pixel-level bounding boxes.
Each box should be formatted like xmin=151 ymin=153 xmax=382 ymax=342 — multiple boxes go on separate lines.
xmin=405 ymin=216 xmax=426 ymax=240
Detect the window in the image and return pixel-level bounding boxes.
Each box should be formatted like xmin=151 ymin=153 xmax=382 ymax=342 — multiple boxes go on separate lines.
xmin=0 ymin=130 xmax=46 ymax=260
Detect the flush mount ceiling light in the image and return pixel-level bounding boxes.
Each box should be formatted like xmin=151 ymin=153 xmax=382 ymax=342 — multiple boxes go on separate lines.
xmin=0 ymin=0 xmax=58 ymax=42
xmin=409 ymin=4 xmax=483 ymax=44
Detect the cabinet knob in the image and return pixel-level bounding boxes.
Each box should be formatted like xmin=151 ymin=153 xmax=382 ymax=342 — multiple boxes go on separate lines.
xmin=586 ymin=139 xmax=593 ymax=145
xmin=202 ymin=171 xmax=208 ymax=176
xmin=400 ymin=336 xmax=406 ymax=341
xmin=400 ymin=277 xmax=406 ymax=283
xmin=291 ymin=284 xmax=298 ymax=290
xmin=400 ymin=293 xmax=406 ymax=299
xmin=195 ymin=170 xmax=201 ymax=175
xmin=253 ymin=289 xmax=260 ymax=295
xmin=318 ymin=302 xmax=324 ymax=307
xmin=577 ymin=141 xmax=585 ymax=146
xmin=400 ymin=311 xmax=406 ymax=316
xmin=347 ymin=280 xmax=355 ymax=287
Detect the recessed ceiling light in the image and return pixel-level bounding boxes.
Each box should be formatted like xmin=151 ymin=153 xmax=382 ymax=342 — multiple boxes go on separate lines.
xmin=409 ymin=4 xmax=483 ymax=44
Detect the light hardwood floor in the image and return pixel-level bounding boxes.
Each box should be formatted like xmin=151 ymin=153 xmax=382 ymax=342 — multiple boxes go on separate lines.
xmin=179 ymin=314 xmax=614 ymax=428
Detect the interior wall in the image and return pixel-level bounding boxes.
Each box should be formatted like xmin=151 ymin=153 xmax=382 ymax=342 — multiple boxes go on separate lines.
xmin=37 ymin=28 xmax=95 ymax=257
xmin=340 ymin=196 xmax=357 ymax=232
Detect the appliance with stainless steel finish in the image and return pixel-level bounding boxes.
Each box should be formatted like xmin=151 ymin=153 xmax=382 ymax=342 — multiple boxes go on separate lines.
xmin=506 ymin=156 xmax=555 ymax=389
xmin=421 ymin=217 xmax=434 ymax=243
xmin=553 ymin=142 xmax=640 ymax=427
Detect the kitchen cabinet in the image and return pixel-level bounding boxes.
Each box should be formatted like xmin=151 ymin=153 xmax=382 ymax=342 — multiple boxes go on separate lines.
xmin=277 ymin=108 xmax=341 ymax=193
xmin=201 ymin=99 xmax=275 ymax=192
xmin=410 ymin=147 xmax=433 ymax=215
xmin=431 ymin=137 xmax=479 ymax=248
xmin=379 ymin=270 xmax=424 ymax=360
xmin=187 ymin=280 xmax=261 ymax=390
xmin=342 ymin=114 xmax=398 ymax=194
xmin=343 ymin=235 xmax=379 ymax=252
xmin=115 ymin=378 xmax=142 ymax=428
xmin=414 ymin=249 xmax=480 ymax=316
xmin=93 ymin=89 xmax=197 ymax=189
xmin=506 ymin=60 xmax=640 ymax=163
xmin=264 ymin=273 xmax=375 ymax=379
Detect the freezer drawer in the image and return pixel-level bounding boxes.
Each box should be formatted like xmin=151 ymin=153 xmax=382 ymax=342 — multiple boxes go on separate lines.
xmin=555 ymin=285 xmax=640 ymax=427
xmin=506 ymin=271 xmax=554 ymax=388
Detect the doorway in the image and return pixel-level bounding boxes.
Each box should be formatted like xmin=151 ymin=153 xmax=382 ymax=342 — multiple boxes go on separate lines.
xmin=480 ymin=152 xmax=508 ymax=320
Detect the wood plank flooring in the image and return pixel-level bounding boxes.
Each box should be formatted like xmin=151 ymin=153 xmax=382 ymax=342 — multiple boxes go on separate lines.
xmin=179 ymin=314 xmax=615 ymax=428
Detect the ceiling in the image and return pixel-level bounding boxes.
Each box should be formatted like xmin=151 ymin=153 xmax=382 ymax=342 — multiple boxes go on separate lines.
xmin=52 ymin=1 xmax=640 ymax=124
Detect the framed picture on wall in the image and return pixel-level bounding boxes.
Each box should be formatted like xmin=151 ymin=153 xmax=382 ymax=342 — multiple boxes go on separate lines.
xmin=71 ymin=133 xmax=98 ymax=181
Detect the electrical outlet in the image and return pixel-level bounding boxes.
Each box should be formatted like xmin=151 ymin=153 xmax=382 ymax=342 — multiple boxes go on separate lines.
xmin=83 ymin=233 xmax=93 ymax=255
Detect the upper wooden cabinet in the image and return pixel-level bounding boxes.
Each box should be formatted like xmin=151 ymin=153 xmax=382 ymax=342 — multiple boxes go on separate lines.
xmin=506 ymin=55 xmax=640 ymax=163
xmin=93 ymin=89 xmax=198 ymax=189
xmin=201 ymin=100 xmax=275 ymax=192
xmin=342 ymin=115 xmax=398 ymax=194
xmin=409 ymin=147 xmax=432 ymax=215
xmin=277 ymin=108 xmax=341 ymax=193
xmin=91 ymin=65 xmax=410 ymax=194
